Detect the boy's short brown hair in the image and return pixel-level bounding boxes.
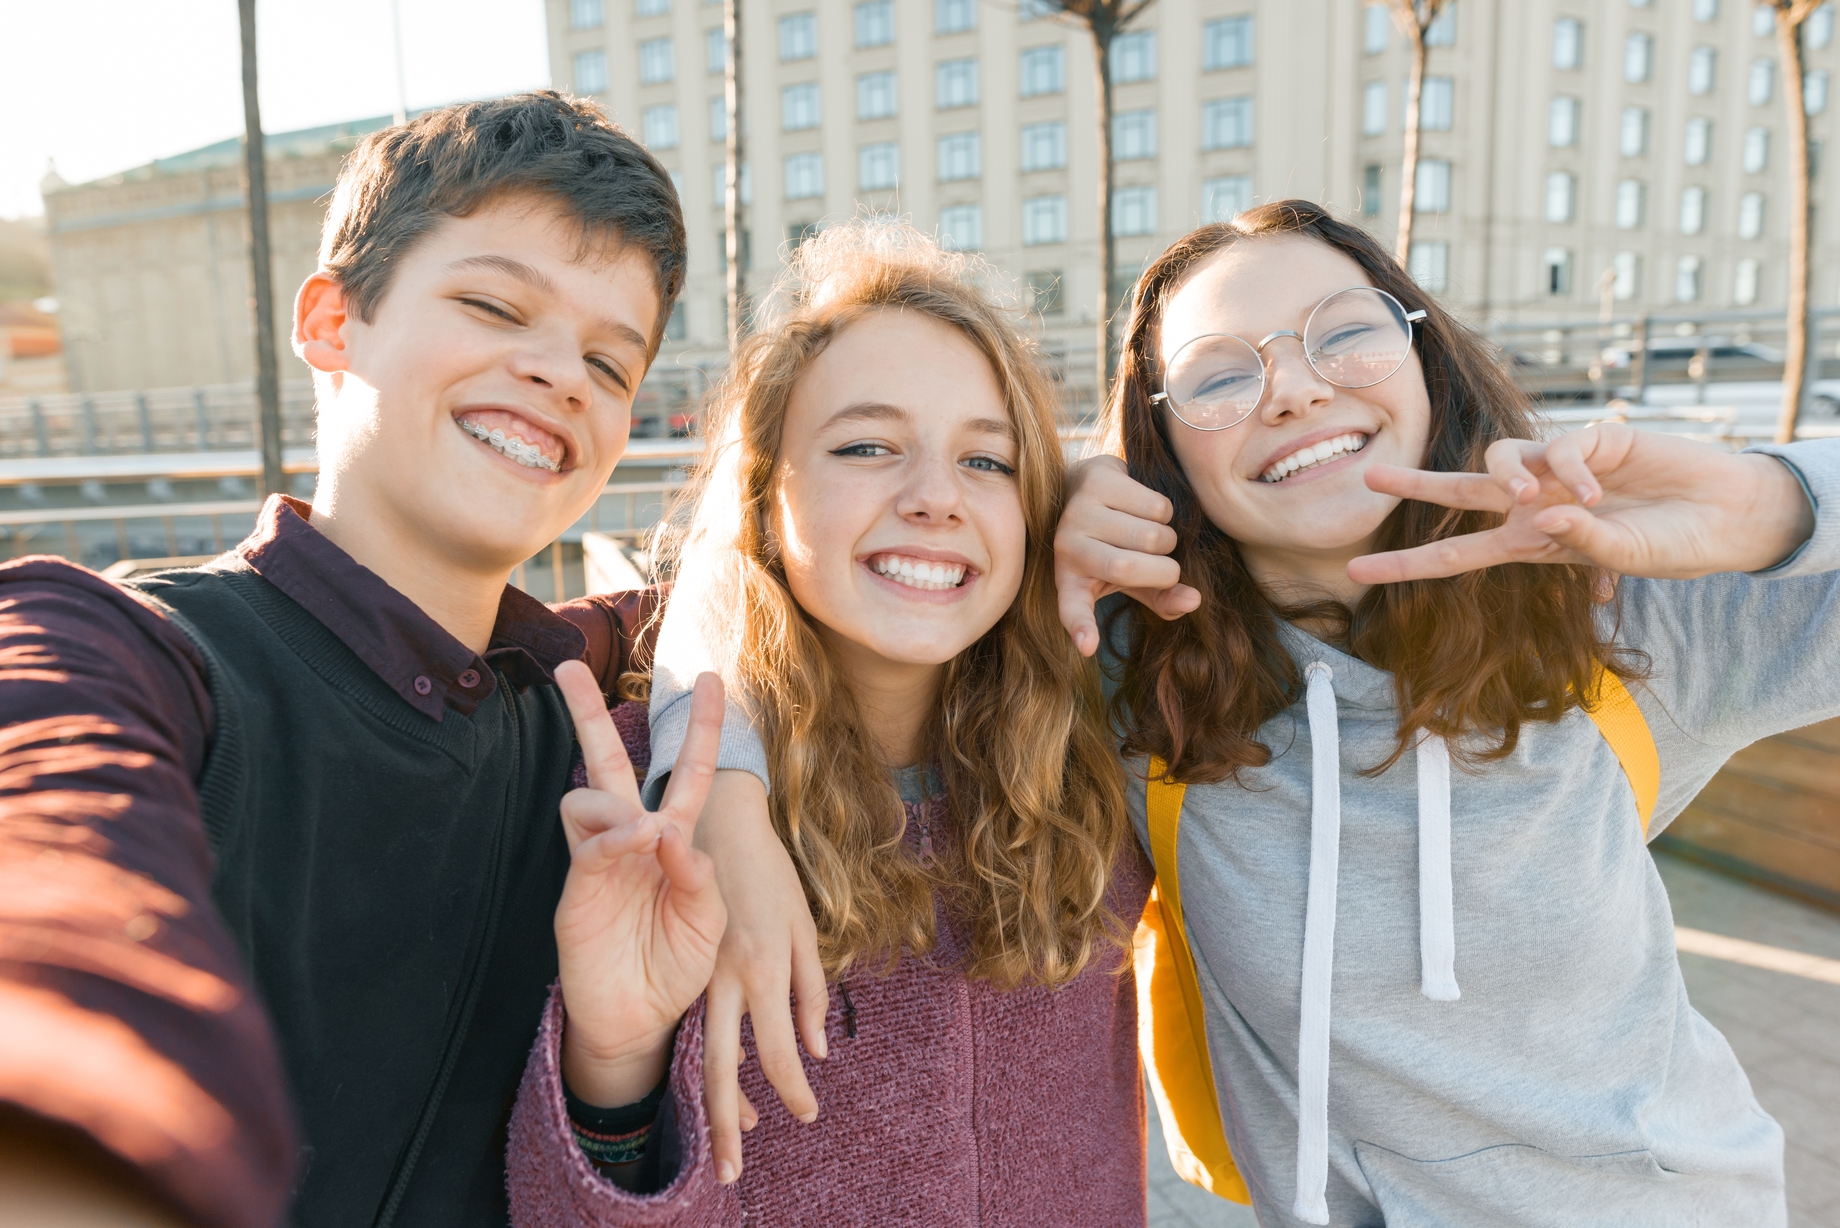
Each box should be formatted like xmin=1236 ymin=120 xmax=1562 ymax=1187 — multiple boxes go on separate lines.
xmin=320 ymin=92 xmax=686 ymax=351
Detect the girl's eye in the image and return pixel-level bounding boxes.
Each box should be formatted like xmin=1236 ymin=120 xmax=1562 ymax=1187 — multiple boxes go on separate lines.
xmin=830 ymin=442 xmax=893 ymax=458
xmin=964 ymin=454 xmax=1016 ymax=476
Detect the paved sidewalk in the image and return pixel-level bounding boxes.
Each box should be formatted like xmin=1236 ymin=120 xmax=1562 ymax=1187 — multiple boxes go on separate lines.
xmin=1145 ymin=850 xmax=1840 ymax=1226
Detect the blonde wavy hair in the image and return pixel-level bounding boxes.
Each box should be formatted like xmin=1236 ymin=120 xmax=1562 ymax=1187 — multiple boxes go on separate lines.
xmin=659 ymin=219 xmax=1127 ymax=989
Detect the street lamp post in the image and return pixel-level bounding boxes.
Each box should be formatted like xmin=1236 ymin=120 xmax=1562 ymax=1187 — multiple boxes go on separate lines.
xmin=238 ymin=0 xmax=286 ymax=497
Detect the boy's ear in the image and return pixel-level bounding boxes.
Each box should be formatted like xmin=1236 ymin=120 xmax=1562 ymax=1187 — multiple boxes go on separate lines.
xmin=295 ymin=273 xmax=352 ymax=374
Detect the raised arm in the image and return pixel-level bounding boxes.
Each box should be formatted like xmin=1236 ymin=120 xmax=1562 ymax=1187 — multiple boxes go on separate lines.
xmin=1052 ymin=456 xmax=1199 ymax=658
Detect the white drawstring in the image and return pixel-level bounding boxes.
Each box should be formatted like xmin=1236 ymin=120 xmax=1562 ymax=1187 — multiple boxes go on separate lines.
xmin=1293 ymin=662 xmax=1340 ymax=1226
xmin=1416 ymin=732 xmax=1460 ymax=1001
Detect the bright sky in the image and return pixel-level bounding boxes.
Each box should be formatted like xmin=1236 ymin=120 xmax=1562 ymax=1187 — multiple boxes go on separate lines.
xmin=0 ymin=0 xmax=550 ymax=220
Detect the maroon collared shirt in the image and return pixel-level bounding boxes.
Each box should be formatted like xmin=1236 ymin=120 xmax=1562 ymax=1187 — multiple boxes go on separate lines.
xmin=0 ymin=495 xmax=658 ymax=1228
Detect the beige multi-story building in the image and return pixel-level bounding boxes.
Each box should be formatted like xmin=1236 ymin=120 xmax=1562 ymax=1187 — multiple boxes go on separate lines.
xmin=548 ymin=0 xmax=1840 ymax=368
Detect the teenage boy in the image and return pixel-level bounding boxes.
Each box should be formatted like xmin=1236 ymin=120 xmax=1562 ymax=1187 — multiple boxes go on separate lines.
xmin=0 ymin=93 xmax=686 ymax=1227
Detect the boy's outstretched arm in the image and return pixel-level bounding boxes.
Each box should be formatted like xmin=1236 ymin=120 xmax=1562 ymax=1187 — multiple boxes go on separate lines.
xmin=0 ymin=560 xmax=297 ymax=1228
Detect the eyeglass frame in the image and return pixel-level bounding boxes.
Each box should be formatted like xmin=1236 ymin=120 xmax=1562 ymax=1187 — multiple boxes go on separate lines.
xmin=1149 ymin=286 xmax=1430 ymax=432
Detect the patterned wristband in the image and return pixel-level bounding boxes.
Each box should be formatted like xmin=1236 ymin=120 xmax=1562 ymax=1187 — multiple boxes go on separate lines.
xmin=571 ymin=1119 xmax=652 ymax=1167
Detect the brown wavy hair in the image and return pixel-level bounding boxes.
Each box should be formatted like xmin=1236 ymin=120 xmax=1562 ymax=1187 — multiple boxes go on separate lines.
xmin=1106 ymin=200 xmax=1639 ymax=782
xmin=660 ymin=220 xmax=1127 ymax=989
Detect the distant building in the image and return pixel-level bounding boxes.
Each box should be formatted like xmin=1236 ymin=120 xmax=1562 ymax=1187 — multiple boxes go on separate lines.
xmin=0 ymin=303 xmax=66 ymax=396
xmin=39 ymin=118 xmax=391 ymax=394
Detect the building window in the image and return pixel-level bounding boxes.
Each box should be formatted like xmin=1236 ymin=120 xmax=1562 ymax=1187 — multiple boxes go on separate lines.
xmin=857 ymin=71 xmax=897 ymax=119
xmin=1614 ymin=250 xmax=1642 ymax=299
xmin=1113 ymin=185 xmax=1157 ymax=235
xmin=1620 ymin=106 xmax=1650 ymax=156
xmin=1023 ymin=194 xmax=1068 ymax=244
xmin=936 ymin=0 xmax=976 ymax=33
xmin=856 ymin=0 xmax=894 ymax=47
xmin=1204 ymin=16 xmax=1254 ymax=70
xmin=1549 ymin=96 xmax=1580 ymax=147
xmin=1615 ymin=179 xmax=1646 ymax=229
xmin=859 ymin=141 xmax=900 ymax=190
xmin=1679 ymin=185 xmax=1707 ymax=234
xmin=1425 ymin=6 xmax=1455 ymax=46
xmin=575 ymin=50 xmax=610 ymax=93
xmin=1112 ymin=31 xmax=1156 ymax=83
xmin=786 ymin=221 xmax=822 ymax=250
xmin=639 ymin=39 xmax=674 ymax=83
xmin=1364 ymin=4 xmax=1390 ymax=54
xmin=1408 ymin=240 xmax=1449 ymax=292
xmin=713 ymin=228 xmax=752 ymax=274
xmin=1744 ymin=126 xmax=1771 ymax=173
xmin=1362 ymin=164 xmax=1382 ymax=215
xmin=1203 ymin=96 xmax=1254 ymax=149
xmin=1363 ymin=82 xmax=1387 ymax=136
xmin=1421 ymin=77 xmax=1454 ymax=130
xmin=1814 ymin=4 xmax=1835 ymax=49
xmin=1809 ymin=70 xmax=1831 ymax=115
xmin=1624 ymin=33 xmax=1653 ymax=83
xmin=785 ymin=152 xmax=824 ymax=199
xmin=1739 ymin=192 xmax=1766 ymax=239
xmin=709 ymin=97 xmax=727 ymax=140
xmin=1687 ymin=47 xmax=1717 ymax=96
xmin=1544 ymin=170 xmax=1575 ymax=222
xmin=1021 ymin=121 xmax=1067 ymax=170
xmin=1020 ymin=45 xmax=1065 ymax=95
xmin=1750 ymin=58 xmax=1775 ymax=106
xmin=1693 ymin=0 xmax=1718 ymax=21
xmin=939 ymin=203 xmax=983 ymax=250
xmin=1114 ymin=109 xmax=1157 ymax=160
xmin=637 ymin=0 xmax=670 ymax=16
xmin=1734 ymin=257 xmax=1761 ymax=304
xmin=1019 ymin=0 xmax=1057 ymax=20
xmin=707 ymin=27 xmax=726 ymax=73
xmin=1543 ymin=247 xmax=1573 ymax=296
xmin=1684 ymin=117 xmax=1713 ymax=165
xmin=1417 ymin=159 xmax=1452 ymax=213
xmin=664 ymin=299 xmax=686 ymax=341
xmin=781 ymin=83 xmax=820 ymax=130
xmin=1676 ymin=255 xmax=1703 ymax=302
xmin=571 ymin=0 xmax=604 ymax=29
xmin=1755 ymin=5 xmax=1778 ymax=36
xmin=1205 ymin=173 xmax=1253 ymax=221
xmin=643 ymin=105 xmax=680 ymax=148
xmin=938 ymin=131 xmax=981 ymax=180
xmin=1553 ymin=17 xmax=1583 ymax=70
xmin=1025 ymin=270 xmax=1064 ymax=315
xmin=937 ymin=57 xmax=979 ymax=107
xmin=710 ymin=160 xmax=752 ymax=208
xmin=780 ymin=12 xmax=818 ymax=60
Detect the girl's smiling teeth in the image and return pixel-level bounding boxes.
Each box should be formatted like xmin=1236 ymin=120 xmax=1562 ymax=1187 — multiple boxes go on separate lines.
xmin=1260 ymin=432 xmax=1369 ymax=483
xmin=869 ymin=553 xmax=969 ymax=591
xmin=456 ymin=411 xmax=565 ymax=473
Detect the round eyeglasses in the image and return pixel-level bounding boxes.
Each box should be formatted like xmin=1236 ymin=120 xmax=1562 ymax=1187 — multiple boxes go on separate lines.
xmin=1152 ymin=286 xmax=1429 ymax=432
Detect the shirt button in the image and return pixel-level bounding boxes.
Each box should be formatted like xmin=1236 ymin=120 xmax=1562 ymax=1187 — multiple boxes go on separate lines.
xmin=458 ymin=669 xmax=480 ymax=689
xmin=413 ymin=675 xmax=433 ymax=696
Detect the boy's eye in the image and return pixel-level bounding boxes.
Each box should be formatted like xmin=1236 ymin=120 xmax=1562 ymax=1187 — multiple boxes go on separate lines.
xmin=460 ymin=297 xmax=517 ymax=322
xmin=830 ymin=442 xmax=893 ymax=458
xmin=587 ymin=356 xmax=631 ymax=392
xmin=963 ymin=454 xmax=1016 ymax=476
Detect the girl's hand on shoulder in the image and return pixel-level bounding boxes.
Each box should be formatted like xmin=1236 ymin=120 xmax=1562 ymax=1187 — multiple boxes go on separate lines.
xmin=552 ymin=662 xmax=728 ymax=1114
xmin=1053 ymin=456 xmax=1201 ymax=657
xmin=695 ymin=771 xmax=829 ymax=1185
xmin=1350 ymin=424 xmax=1815 ymax=583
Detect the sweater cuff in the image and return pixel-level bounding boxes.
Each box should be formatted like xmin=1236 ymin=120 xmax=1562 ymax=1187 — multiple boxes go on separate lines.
xmin=1744 ymin=439 xmax=1840 ymax=577
xmin=642 ymin=688 xmax=771 ymax=810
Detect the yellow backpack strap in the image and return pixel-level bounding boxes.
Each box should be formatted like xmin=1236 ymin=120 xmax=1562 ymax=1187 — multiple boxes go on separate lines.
xmin=1582 ymin=666 xmax=1660 ymax=837
xmin=1134 ymin=757 xmax=1250 ymax=1204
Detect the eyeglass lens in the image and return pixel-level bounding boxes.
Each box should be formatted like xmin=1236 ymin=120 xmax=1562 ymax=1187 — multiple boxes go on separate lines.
xmin=1161 ymin=287 xmax=1415 ymax=430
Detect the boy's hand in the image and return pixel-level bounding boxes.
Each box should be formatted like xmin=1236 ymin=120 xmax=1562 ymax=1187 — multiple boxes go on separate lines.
xmin=695 ymin=771 xmax=829 ymax=1186
xmin=1351 ymin=424 xmax=1816 ymax=583
xmin=1054 ymin=457 xmax=1202 ymax=656
xmin=552 ymin=662 xmax=727 ymax=1117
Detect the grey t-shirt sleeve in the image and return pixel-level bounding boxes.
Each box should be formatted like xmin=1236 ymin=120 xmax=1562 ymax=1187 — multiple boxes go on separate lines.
xmin=643 ymin=583 xmax=771 ymax=809
xmin=1612 ymin=438 xmax=1840 ymax=824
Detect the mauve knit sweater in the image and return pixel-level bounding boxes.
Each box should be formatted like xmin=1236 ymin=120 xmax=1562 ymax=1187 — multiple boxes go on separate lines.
xmin=505 ymin=790 xmax=1154 ymax=1226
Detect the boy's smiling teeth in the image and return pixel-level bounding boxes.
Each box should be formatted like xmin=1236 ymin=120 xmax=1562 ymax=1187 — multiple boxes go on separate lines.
xmin=869 ymin=553 xmax=968 ymax=592
xmin=456 ymin=412 xmax=564 ymax=473
xmin=1261 ymin=432 xmax=1368 ymax=483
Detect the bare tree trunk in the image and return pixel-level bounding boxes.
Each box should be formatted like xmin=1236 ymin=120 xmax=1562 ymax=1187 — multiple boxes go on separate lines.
xmin=724 ymin=0 xmax=747 ymax=353
xmin=1093 ymin=24 xmax=1116 ymax=412
xmin=1395 ymin=25 xmax=1426 ymax=261
xmin=1778 ymin=10 xmax=1813 ymax=443
xmin=237 ymin=0 xmax=284 ymax=497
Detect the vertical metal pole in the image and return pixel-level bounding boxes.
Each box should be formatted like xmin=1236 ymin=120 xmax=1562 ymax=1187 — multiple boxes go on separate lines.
xmin=390 ymin=0 xmax=409 ymax=127
xmin=1634 ymin=314 xmax=1650 ymax=405
xmin=137 ymin=393 xmax=155 ymax=451
xmin=724 ymin=0 xmax=746 ymax=351
xmin=239 ymin=0 xmax=286 ymax=497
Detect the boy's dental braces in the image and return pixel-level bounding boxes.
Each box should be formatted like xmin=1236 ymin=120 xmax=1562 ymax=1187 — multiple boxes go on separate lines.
xmin=1261 ymin=433 xmax=1367 ymax=484
xmin=870 ymin=554 xmax=967 ymax=592
xmin=457 ymin=416 xmax=562 ymax=473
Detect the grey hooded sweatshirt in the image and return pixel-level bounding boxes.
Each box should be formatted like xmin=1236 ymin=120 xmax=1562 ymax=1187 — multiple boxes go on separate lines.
xmin=646 ymin=440 xmax=1840 ymax=1228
